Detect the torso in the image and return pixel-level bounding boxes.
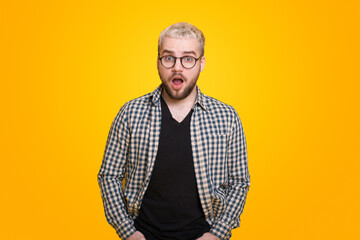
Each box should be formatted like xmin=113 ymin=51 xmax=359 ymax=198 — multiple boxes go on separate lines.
xmin=134 ymin=96 xmax=210 ymax=240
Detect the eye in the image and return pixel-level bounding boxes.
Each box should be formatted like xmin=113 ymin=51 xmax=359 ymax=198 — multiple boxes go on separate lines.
xmin=164 ymin=55 xmax=174 ymax=61
xmin=184 ymin=56 xmax=193 ymax=62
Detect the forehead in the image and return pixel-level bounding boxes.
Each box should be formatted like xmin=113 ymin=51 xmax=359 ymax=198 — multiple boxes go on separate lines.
xmin=160 ymin=36 xmax=201 ymax=56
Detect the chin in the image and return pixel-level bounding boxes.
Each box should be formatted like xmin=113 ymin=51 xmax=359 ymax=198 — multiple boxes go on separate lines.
xmin=161 ymin=83 xmax=195 ymax=101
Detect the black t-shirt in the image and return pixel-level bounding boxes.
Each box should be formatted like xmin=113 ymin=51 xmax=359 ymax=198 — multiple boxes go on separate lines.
xmin=134 ymin=96 xmax=210 ymax=240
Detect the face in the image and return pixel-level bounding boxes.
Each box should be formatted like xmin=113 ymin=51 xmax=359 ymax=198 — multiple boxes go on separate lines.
xmin=157 ymin=36 xmax=205 ymax=101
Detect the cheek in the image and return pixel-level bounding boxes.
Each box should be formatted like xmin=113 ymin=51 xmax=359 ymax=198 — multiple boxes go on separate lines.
xmin=158 ymin=68 xmax=169 ymax=80
xmin=190 ymin=66 xmax=201 ymax=77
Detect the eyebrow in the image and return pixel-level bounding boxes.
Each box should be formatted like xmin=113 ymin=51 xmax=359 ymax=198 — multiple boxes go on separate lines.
xmin=162 ymin=49 xmax=198 ymax=56
xmin=162 ymin=49 xmax=175 ymax=55
xmin=182 ymin=51 xmax=197 ymax=56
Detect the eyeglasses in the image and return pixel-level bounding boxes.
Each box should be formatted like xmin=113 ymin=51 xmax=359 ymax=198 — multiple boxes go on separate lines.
xmin=158 ymin=55 xmax=202 ymax=69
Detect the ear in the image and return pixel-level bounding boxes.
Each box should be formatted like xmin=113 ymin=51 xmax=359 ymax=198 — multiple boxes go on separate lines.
xmin=200 ymin=56 xmax=206 ymax=72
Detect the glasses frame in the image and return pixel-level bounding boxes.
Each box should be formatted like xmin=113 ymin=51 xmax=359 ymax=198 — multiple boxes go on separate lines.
xmin=158 ymin=55 xmax=203 ymax=69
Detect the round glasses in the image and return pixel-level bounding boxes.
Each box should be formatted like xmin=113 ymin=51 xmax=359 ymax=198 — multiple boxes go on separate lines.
xmin=158 ymin=55 xmax=202 ymax=69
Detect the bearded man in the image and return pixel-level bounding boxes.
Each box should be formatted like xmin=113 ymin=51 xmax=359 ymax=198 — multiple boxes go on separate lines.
xmin=98 ymin=22 xmax=250 ymax=240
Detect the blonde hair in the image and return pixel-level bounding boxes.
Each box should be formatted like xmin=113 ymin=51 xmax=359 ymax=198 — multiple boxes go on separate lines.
xmin=158 ymin=22 xmax=205 ymax=56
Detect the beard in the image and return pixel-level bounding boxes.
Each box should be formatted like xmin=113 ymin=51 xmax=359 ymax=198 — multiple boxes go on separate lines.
xmin=159 ymin=71 xmax=200 ymax=101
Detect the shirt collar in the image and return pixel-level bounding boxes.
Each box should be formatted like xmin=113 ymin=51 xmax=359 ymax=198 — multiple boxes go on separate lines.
xmin=149 ymin=84 xmax=207 ymax=111
xmin=193 ymin=85 xmax=207 ymax=111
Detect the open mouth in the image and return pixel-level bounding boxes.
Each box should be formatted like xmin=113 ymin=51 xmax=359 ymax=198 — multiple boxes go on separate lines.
xmin=172 ymin=78 xmax=184 ymax=85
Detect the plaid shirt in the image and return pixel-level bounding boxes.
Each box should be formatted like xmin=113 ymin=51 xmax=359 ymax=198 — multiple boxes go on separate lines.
xmin=98 ymin=85 xmax=250 ymax=240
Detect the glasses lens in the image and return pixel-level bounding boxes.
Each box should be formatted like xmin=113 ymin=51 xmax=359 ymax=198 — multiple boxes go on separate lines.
xmin=182 ymin=56 xmax=196 ymax=68
xmin=161 ymin=55 xmax=175 ymax=68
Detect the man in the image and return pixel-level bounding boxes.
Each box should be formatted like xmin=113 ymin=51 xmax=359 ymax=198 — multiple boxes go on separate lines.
xmin=98 ymin=22 xmax=250 ymax=240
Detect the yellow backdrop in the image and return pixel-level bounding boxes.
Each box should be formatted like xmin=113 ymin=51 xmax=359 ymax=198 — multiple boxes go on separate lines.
xmin=1 ymin=0 xmax=359 ymax=239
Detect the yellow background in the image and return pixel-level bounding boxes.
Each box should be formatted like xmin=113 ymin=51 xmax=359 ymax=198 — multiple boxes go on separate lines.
xmin=1 ymin=0 xmax=359 ymax=239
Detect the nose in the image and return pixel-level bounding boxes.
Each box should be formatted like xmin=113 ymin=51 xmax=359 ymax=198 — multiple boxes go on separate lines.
xmin=172 ymin=58 xmax=183 ymax=72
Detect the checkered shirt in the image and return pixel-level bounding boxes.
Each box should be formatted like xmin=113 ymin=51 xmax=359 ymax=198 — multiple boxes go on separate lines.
xmin=97 ymin=85 xmax=250 ymax=240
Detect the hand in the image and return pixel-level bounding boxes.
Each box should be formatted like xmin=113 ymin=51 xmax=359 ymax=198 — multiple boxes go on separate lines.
xmin=196 ymin=232 xmax=221 ymax=240
xmin=126 ymin=231 xmax=146 ymax=240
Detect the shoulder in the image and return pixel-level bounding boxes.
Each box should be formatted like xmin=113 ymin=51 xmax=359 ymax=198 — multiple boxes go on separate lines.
xmin=198 ymin=92 xmax=244 ymax=135
xmin=114 ymin=92 xmax=153 ymax=123
xmin=201 ymin=93 xmax=239 ymax=119
xmin=120 ymin=86 xmax=161 ymax=114
xmin=124 ymin=92 xmax=152 ymax=112
xmin=111 ymin=91 xmax=153 ymax=126
xmin=200 ymin=93 xmax=245 ymax=137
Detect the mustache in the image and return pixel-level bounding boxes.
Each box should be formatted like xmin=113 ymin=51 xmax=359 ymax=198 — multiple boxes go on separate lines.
xmin=168 ymin=73 xmax=187 ymax=81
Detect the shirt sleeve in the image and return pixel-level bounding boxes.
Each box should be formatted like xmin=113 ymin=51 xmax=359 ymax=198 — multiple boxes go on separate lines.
xmin=97 ymin=103 xmax=137 ymax=240
xmin=209 ymin=108 xmax=251 ymax=239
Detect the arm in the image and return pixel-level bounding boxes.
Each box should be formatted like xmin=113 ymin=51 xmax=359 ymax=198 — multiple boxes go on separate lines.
xmin=97 ymin=103 xmax=137 ymax=239
xmin=209 ymin=109 xmax=250 ymax=239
